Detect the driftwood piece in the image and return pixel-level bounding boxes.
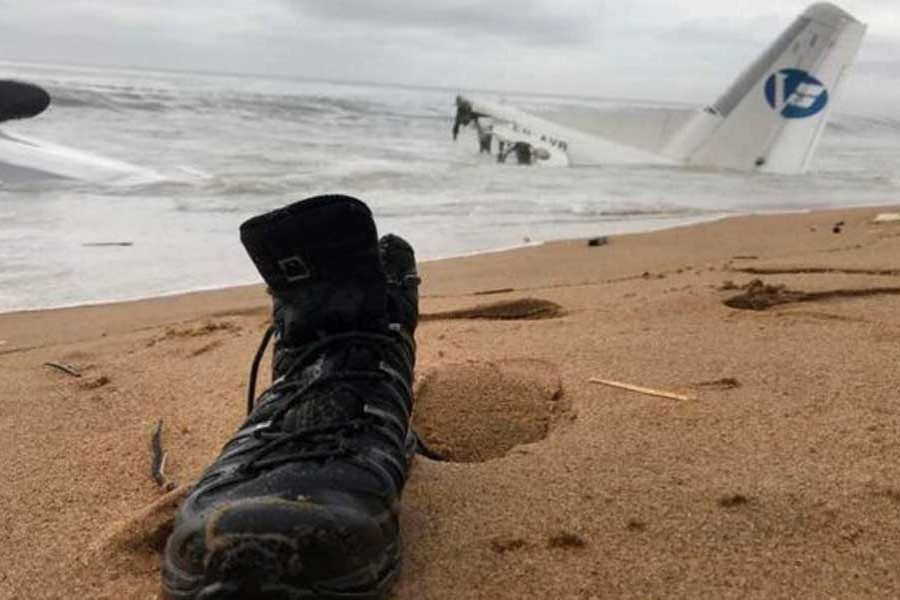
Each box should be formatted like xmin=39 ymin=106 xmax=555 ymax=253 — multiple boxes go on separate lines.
xmin=43 ymin=361 xmax=82 ymax=378
xmin=150 ymin=419 xmax=176 ymax=491
xmin=588 ymin=377 xmax=693 ymax=401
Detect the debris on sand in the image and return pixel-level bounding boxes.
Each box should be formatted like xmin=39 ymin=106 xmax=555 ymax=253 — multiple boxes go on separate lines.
xmin=588 ymin=377 xmax=693 ymax=401
xmin=43 ymin=361 xmax=81 ymax=378
xmin=723 ymin=279 xmax=804 ymax=310
xmin=719 ymin=494 xmax=751 ymax=508
xmin=548 ymin=531 xmax=587 ymax=549
xmin=79 ymin=375 xmax=110 ymax=390
xmin=490 ymin=538 xmax=527 ymax=554
xmin=473 ymin=287 xmax=515 ymax=296
xmin=873 ymin=212 xmax=900 ymax=224
xmin=696 ymin=377 xmax=741 ymax=390
xmin=724 ymin=278 xmax=900 ymax=311
xmin=719 ymin=280 xmax=739 ymax=291
xmin=150 ymin=419 xmax=177 ymax=492
xmin=587 ymin=236 xmax=608 ymax=247
xmin=626 ymin=519 xmax=647 ymax=532
xmin=421 ymin=298 xmax=562 ymax=321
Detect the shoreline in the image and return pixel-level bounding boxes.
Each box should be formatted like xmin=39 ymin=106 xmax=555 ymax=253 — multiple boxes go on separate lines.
xmin=3 ymin=202 xmax=900 ymax=599
xmin=0 ymin=205 xmax=817 ymax=318
xmin=0 ymin=209 xmax=729 ymax=317
xmin=6 ymin=200 xmax=893 ymax=317
xmin=0 ymin=204 xmax=892 ymax=352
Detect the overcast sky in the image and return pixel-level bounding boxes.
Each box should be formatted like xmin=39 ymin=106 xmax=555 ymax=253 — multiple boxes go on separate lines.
xmin=1 ymin=1 xmax=897 ymax=114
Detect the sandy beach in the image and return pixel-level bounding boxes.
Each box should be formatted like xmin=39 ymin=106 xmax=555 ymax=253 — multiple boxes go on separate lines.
xmin=2 ymin=205 xmax=900 ymax=599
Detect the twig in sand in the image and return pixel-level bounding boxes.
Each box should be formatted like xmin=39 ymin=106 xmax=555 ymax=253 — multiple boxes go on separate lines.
xmin=150 ymin=419 xmax=176 ymax=491
xmin=43 ymin=361 xmax=81 ymax=378
xmin=588 ymin=377 xmax=693 ymax=401
xmin=473 ymin=287 xmax=515 ymax=296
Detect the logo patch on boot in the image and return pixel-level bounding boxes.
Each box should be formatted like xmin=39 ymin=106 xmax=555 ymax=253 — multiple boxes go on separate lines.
xmin=278 ymin=256 xmax=312 ymax=282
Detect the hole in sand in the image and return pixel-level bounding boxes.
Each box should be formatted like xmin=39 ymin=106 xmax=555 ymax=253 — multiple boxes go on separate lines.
xmin=421 ymin=298 xmax=563 ymax=321
xmin=414 ymin=359 xmax=564 ymax=463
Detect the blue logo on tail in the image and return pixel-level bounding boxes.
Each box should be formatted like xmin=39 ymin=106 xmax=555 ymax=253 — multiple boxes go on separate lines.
xmin=764 ymin=69 xmax=828 ymax=119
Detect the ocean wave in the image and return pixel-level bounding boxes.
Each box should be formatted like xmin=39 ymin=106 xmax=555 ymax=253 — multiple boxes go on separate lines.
xmin=827 ymin=114 xmax=900 ymax=136
xmin=44 ymin=82 xmax=441 ymax=125
xmin=563 ymin=206 xmax=714 ymax=218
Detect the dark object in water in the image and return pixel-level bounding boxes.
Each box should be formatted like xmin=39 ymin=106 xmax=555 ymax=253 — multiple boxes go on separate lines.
xmin=478 ymin=129 xmax=492 ymax=153
xmin=82 ymin=242 xmax=134 ymax=247
xmin=514 ymin=142 xmax=532 ymax=165
xmin=587 ymin=237 xmax=608 ymax=247
xmin=452 ymin=95 xmax=485 ymax=140
xmin=0 ymin=80 xmax=51 ymax=123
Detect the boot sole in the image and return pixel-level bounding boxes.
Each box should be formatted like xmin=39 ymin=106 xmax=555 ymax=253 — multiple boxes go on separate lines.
xmin=161 ymin=536 xmax=401 ymax=600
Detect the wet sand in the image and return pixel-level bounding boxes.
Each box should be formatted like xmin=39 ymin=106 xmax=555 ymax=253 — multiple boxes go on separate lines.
xmin=2 ymin=205 xmax=900 ymax=599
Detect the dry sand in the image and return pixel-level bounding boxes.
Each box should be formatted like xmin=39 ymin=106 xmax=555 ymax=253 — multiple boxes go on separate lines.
xmin=2 ymin=205 xmax=900 ymax=599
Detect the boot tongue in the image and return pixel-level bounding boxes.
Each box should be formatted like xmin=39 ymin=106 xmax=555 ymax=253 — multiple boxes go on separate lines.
xmin=240 ymin=195 xmax=387 ymax=344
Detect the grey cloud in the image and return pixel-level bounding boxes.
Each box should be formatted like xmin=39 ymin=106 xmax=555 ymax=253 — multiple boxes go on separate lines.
xmin=286 ymin=0 xmax=600 ymax=45
xmin=854 ymin=60 xmax=900 ymax=79
xmin=654 ymin=15 xmax=782 ymax=47
xmin=0 ymin=0 xmax=896 ymax=116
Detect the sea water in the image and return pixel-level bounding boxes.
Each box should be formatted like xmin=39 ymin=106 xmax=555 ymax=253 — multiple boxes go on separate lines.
xmin=1 ymin=61 xmax=898 ymax=312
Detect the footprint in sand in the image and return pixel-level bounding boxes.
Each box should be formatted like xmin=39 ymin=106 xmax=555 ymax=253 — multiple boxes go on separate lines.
xmin=145 ymin=320 xmax=242 ymax=348
xmin=414 ymin=359 xmax=565 ymax=463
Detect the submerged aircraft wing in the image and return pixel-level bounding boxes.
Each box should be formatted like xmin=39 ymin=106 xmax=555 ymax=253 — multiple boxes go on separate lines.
xmin=0 ymin=80 xmax=167 ymax=185
xmin=453 ymin=2 xmax=866 ymax=174
xmin=0 ymin=129 xmax=167 ymax=185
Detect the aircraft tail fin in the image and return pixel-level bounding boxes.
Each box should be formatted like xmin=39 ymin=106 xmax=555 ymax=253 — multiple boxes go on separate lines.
xmin=667 ymin=3 xmax=866 ymax=174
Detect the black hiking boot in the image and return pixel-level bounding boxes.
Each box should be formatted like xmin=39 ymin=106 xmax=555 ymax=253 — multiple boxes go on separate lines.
xmin=161 ymin=195 xmax=420 ymax=600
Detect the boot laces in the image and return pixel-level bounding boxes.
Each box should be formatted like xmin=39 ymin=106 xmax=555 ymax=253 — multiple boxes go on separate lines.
xmin=243 ymin=325 xmax=443 ymax=472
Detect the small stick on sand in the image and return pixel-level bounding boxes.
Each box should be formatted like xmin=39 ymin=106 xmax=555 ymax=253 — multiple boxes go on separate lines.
xmin=588 ymin=377 xmax=693 ymax=401
xmin=473 ymin=287 xmax=515 ymax=296
xmin=43 ymin=361 xmax=82 ymax=378
xmin=150 ymin=419 xmax=175 ymax=491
